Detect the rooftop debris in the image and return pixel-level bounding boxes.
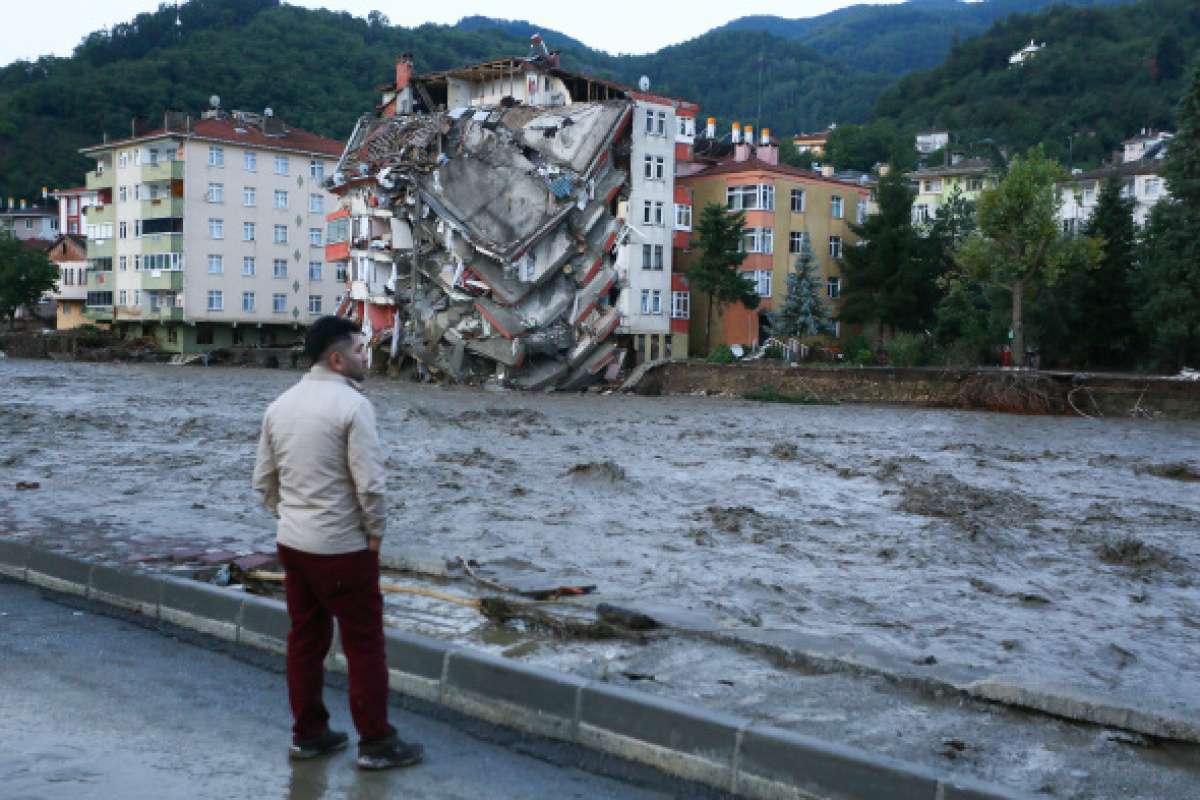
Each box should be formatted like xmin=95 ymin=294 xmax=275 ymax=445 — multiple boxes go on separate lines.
xmin=328 ymin=77 xmax=635 ymax=391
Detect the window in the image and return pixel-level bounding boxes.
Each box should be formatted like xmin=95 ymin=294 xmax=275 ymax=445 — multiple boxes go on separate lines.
xmin=789 ymin=231 xmax=809 ymax=254
xmin=243 ymin=222 xmax=256 ymax=241
xmin=640 ymin=289 xmax=651 ymax=314
xmin=308 ymin=227 xmax=322 ymax=247
xmin=273 ymin=258 xmax=287 ymax=278
xmin=672 ymin=291 xmax=690 ymax=320
xmin=273 ymin=225 xmax=288 ymax=244
xmin=118 ymin=153 xmax=128 ymax=169
xmin=274 ymin=155 xmax=289 ymax=176
xmin=790 ymin=189 xmax=805 ymax=213
xmin=119 ymin=289 xmax=127 ymax=305
xmin=1082 ymin=186 xmax=1095 ymax=204
xmin=644 ymin=109 xmax=654 ymax=133
xmin=831 ymin=195 xmax=844 ymax=219
xmin=243 ymin=256 xmax=256 ymax=276
xmin=242 ymin=291 xmax=255 ymax=312
xmin=274 ymin=190 xmax=288 ymax=209
xmin=740 ymin=227 xmax=773 ymax=254
xmin=966 ymin=178 xmax=983 ymax=192
xmin=643 ymin=155 xmax=653 ymax=179
xmin=207 ymin=290 xmax=224 ymax=311
xmin=119 ymin=185 xmax=127 ymax=202
xmin=243 ymin=186 xmax=256 ymax=206
xmin=207 ymin=255 xmax=224 ymax=274
xmin=923 ymin=179 xmax=943 ymax=193
xmin=133 ymin=289 xmax=141 ymax=306
xmin=244 ymin=151 xmax=257 ymax=172
xmin=208 ymin=218 xmax=224 ymax=239
xmin=119 ymin=221 xmax=127 ymax=239
xmin=133 ymin=255 xmax=141 ymax=271
xmin=913 ymin=204 xmax=930 ymax=224
xmin=272 ymin=293 xmax=287 ymax=313
xmin=641 ymin=244 xmax=664 ymax=270
xmin=134 ymin=219 xmax=142 ymax=237
xmin=746 ymin=270 xmax=772 ymax=297
xmin=651 ymin=289 xmax=663 ymax=315
xmin=829 ymin=235 xmax=843 ymax=258
xmin=642 ymin=201 xmax=652 ymax=225
xmin=308 ymin=295 xmax=322 ymax=314
xmin=309 ymin=160 xmax=324 ymax=181
xmin=726 ymin=184 xmax=774 ymax=211
xmin=208 ymin=146 xmax=225 ymax=167
xmin=674 ymin=203 xmax=692 ymax=230
xmin=642 ymin=155 xmax=665 ymax=179
xmin=133 ymin=184 xmax=143 ymax=201
xmin=1145 ymin=177 xmax=1162 ymax=197
xmin=335 ymin=263 xmax=348 ymax=282
xmin=207 ymin=183 xmax=224 ymax=203
xmin=654 ymin=201 xmax=664 ymax=225
xmin=827 ymin=276 xmax=841 ymax=299
xmin=309 ymin=261 xmax=322 ymax=281
xmin=308 ymin=193 xmax=323 ymax=213
xmin=119 ymin=255 xmax=128 ymax=271
xmin=656 ymin=111 xmax=666 ymax=136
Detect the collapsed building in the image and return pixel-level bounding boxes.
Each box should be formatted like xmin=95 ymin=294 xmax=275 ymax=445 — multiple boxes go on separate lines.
xmin=325 ymin=39 xmax=698 ymax=390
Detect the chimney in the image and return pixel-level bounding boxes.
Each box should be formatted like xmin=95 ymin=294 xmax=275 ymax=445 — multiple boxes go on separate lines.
xmin=761 ymin=127 xmax=770 ymax=146
xmin=706 ymin=117 xmax=716 ymax=138
xmin=731 ymin=122 xmax=741 ymax=144
xmin=744 ymin=125 xmax=754 ymax=148
xmin=821 ymin=164 xmax=835 ymax=178
xmin=878 ymin=163 xmax=891 ymax=177
xmin=393 ymin=53 xmax=414 ymax=116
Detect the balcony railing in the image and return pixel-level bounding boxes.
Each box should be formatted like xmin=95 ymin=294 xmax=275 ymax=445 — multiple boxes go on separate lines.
xmin=140 ymin=233 xmax=184 ymax=254
xmin=86 ymin=239 xmax=115 ymax=259
xmin=140 ymin=197 xmax=184 ymax=218
xmin=140 ymin=160 xmax=185 ymax=182
xmin=85 ymin=169 xmax=113 ymax=191
xmin=140 ymin=270 xmax=184 ymax=291
xmin=84 ymin=204 xmax=114 ymax=225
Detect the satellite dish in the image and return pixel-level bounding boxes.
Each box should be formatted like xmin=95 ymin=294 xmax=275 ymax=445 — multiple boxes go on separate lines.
xmin=209 ymin=94 xmax=221 ymax=109
xmin=264 ymin=107 xmax=274 ymax=118
xmin=638 ymin=75 xmax=651 ymax=92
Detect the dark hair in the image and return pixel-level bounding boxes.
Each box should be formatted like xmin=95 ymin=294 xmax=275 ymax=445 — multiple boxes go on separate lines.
xmin=304 ymin=316 xmax=361 ymax=363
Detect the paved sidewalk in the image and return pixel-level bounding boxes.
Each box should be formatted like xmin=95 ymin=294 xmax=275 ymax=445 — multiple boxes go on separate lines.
xmin=0 ymin=578 xmax=676 ymax=800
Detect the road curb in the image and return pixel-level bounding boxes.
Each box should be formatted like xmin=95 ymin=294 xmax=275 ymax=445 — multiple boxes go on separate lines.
xmin=0 ymin=544 xmax=1028 ymax=800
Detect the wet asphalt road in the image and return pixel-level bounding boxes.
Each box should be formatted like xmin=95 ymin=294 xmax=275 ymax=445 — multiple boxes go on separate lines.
xmin=0 ymin=578 xmax=676 ymax=800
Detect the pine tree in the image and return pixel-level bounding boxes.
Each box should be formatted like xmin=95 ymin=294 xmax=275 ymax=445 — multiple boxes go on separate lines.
xmin=1075 ymin=176 xmax=1139 ymax=367
xmin=770 ymin=234 xmax=832 ymax=337
xmin=689 ymin=203 xmax=759 ymax=353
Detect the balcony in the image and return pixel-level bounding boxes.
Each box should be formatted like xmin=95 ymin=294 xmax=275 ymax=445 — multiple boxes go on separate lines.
xmin=145 ymin=304 xmax=184 ymax=322
xmin=85 ymin=270 xmax=113 ymax=291
xmin=141 ymin=160 xmax=185 ymax=182
xmin=83 ymin=306 xmax=114 ymax=322
xmin=140 ymin=270 xmax=184 ymax=291
xmin=87 ymin=239 xmax=114 ymax=260
xmin=85 ymin=169 xmax=113 ymax=191
xmin=84 ymin=204 xmax=114 ymax=225
xmin=140 ymin=233 xmax=184 ymax=254
xmin=140 ymin=197 xmax=184 ymax=219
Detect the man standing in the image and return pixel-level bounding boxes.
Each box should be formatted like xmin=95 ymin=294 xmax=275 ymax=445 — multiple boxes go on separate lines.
xmin=253 ymin=316 xmax=423 ymax=770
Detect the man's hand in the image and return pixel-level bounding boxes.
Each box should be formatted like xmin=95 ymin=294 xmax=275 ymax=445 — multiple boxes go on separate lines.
xmin=366 ymin=536 xmax=381 ymax=553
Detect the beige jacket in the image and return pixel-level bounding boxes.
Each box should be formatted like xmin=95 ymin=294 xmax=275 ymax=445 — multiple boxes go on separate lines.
xmin=252 ymin=365 xmax=387 ymax=554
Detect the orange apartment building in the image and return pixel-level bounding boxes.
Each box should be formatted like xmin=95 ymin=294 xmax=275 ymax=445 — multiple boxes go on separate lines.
xmin=676 ymin=127 xmax=868 ymax=354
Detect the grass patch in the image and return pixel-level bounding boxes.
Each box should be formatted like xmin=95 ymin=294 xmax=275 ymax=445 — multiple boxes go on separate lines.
xmin=743 ymin=384 xmax=833 ymax=405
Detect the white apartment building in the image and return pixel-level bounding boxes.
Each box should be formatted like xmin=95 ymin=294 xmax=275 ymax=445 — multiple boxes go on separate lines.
xmin=80 ymin=109 xmax=343 ymax=352
xmin=1058 ymin=129 xmax=1172 ymax=232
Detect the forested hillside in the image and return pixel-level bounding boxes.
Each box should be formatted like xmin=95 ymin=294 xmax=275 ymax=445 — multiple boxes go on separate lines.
xmin=869 ymin=0 xmax=1200 ymax=165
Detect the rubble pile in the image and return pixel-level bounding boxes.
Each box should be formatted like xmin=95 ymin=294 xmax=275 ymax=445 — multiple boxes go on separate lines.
xmin=330 ymin=97 xmax=633 ymax=390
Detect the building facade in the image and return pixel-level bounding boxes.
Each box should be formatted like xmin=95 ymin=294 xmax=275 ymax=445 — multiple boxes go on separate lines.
xmin=44 ymin=234 xmax=89 ymax=329
xmin=0 ymin=202 xmax=58 ymax=242
xmin=50 ymin=187 xmax=99 ymax=236
xmin=79 ymin=110 xmax=343 ymax=352
xmin=915 ymin=130 xmax=949 ymax=155
xmin=676 ymin=148 xmax=868 ymax=353
xmin=906 ymin=158 xmax=998 ymax=227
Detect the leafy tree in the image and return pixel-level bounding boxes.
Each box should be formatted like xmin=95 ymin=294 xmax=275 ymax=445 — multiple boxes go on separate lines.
xmin=689 ymin=203 xmax=758 ymax=353
xmin=1154 ymin=32 xmax=1186 ymax=83
xmin=838 ymin=174 xmax=933 ymax=337
xmin=825 ymin=121 xmax=915 ymax=172
xmin=953 ymin=148 xmax=1099 ymax=366
xmin=769 ymin=233 xmax=832 ymax=337
xmin=0 ymin=233 xmax=58 ymax=325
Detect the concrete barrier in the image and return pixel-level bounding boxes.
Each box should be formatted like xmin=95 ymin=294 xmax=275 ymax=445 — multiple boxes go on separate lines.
xmin=0 ymin=544 xmax=1031 ymax=800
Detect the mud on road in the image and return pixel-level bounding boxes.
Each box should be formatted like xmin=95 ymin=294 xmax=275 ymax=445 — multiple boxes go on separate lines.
xmin=3 ymin=359 xmax=1200 ymax=795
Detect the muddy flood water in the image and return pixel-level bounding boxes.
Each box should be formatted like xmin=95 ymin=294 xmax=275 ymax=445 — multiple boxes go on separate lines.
xmin=3 ymin=358 xmax=1200 ymax=794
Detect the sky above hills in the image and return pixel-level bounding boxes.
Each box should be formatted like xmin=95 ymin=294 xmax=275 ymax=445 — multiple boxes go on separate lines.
xmin=2 ymin=0 xmax=906 ymax=64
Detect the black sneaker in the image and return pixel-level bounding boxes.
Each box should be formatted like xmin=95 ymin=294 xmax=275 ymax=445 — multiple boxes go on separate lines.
xmin=356 ymin=733 xmax=424 ymax=770
xmin=289 ymin=728 xmax=349 ymax=761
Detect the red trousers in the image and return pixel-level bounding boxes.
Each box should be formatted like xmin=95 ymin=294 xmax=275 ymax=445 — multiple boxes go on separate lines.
xmin=277 ymin=544 xmax=391 ymax=742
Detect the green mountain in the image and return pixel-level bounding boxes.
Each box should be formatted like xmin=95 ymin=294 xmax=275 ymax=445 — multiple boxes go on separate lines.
xmin=716 ymin=0 xmax=1131 ymax=75
xmin=868 ymin=0 xmax=1200 ymax=166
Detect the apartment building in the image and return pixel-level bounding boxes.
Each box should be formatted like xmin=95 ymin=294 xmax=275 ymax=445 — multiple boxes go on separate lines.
xmin=906 ymin=158 xmax=998 ymax=227
xmin=79 ymin=108 xmax=343 ymax=352
xmin=1058 ymin=133 xmax=1172 ymax=232
xmin=0 ymin=201 xmax=58 ymax=242
xmin=677 ymin=129 xmax=868 ymax=352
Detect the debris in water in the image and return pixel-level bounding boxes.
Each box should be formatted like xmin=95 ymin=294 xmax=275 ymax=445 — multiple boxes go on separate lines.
xmin=563 ymin=461 xmax=625 ymax=482
xmin=15 ymin=481 xmax=40 ymax=490
xmin=1135 ymin=462 xmax=1200 ymax=482
xmin=769 ymin=442 xmax=800 ymax=461
xmin=1096 ymin=535 xmax=1174 ymax=571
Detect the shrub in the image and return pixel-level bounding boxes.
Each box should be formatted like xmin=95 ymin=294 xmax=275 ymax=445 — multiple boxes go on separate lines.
xmin=73 ymin=324 xmax=110 ymax=348
xmin=883 ymin=332 xmax=928 ymax=367
xmin=707 ymin=344 xmax=736 ymax=364
xmin=762 ymin=343 xmax=785 ymax=360
xmin=853 ymin=348 xmax=875 ymax=365
xmin=841 ymin=333 xmax=871 ymax=363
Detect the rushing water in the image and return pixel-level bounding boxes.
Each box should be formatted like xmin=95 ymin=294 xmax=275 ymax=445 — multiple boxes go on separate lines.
xmin=3 ymin=358 xmax=1199 ymax=726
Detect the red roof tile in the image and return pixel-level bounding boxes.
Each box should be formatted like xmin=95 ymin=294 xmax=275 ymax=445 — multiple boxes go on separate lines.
xmin=189 ymin=118 xmax=344 ymax=157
